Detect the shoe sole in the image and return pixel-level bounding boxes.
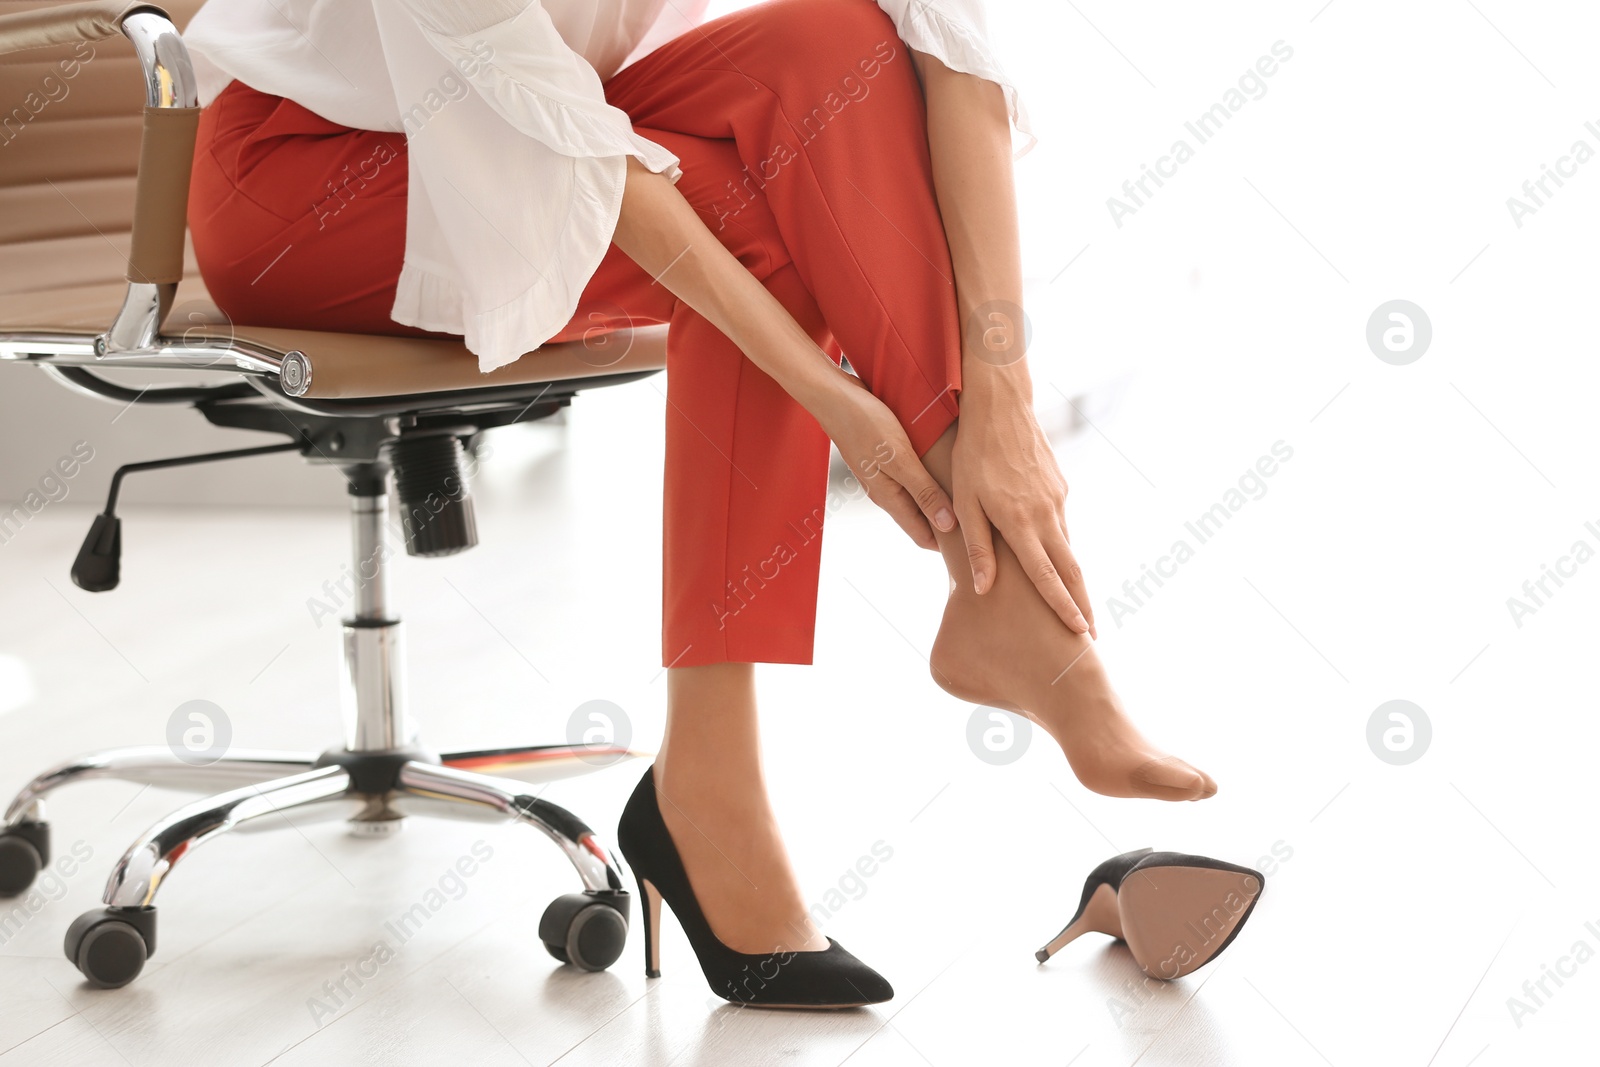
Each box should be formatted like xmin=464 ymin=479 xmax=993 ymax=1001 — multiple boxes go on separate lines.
xmin=1117 ymin=864 xmax=1263 ymax=980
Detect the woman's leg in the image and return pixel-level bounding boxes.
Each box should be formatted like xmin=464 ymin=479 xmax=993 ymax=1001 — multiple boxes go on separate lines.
xmin=657 ymin=663 xmax=827 ymax=953
xmin=547 ymin=128 xmax=841 ymax=952
xmin=609 ymin=0 xmax=1209 ymax=807
xmin=592 ymin=0 xmax=974 ymax=959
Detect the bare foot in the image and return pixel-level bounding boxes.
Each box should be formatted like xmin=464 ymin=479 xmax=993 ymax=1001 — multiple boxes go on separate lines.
xmin=929 ymin=539 xmax=1217 ymax=802
xmin=914 ymin=423 xmax=1213 ymax=801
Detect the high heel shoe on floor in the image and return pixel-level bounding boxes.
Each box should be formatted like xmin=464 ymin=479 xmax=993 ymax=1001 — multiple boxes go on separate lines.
xmin=616 ymin=766 xmax=893 ymax=1009
xmin=1036 ymin=848 xmax=1265 ymax=980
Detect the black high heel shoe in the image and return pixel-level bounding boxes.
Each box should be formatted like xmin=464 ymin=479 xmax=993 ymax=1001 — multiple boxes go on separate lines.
xmin=1036 ymin=848 xmax=1264 ymax=979
xmin=616 ymin=766 xmax=892 ymax=1008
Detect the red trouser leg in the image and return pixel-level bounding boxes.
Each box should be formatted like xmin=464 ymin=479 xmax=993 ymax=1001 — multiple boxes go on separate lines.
xmin=584 ymin=0 xmax=965 ymax=666
xmin=544 ymin=127 xmax=843 ymax=667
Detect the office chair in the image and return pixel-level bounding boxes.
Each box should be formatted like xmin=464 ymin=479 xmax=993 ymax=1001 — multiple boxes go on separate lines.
xmin=0 ymin=0 xmax=668 ymax=988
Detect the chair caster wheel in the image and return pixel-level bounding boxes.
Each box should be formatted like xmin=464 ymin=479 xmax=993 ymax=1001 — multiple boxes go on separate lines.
xmin=65 ymin=907 xmax=157 ymax=989
xmin=0 ymin=822 xmax=47 ymax=898
xmin=539 ymin=891 xmax=629 ymax=972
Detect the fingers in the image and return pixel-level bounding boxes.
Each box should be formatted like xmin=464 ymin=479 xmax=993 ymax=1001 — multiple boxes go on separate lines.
xmin=1018 ymin=535 xmax=1090 ymax=634
xmin=881 ymin=451 xmax=956 ymax=536
xmin=856 ymin=438 xmax=952 ymax=551
xmin=872 ymin=483 xmax=938 ymax=550
xmin=1045 ymin=528 xmax=1095 ymax=638
xmin=957 ymin=495 xmax=996 ymax=594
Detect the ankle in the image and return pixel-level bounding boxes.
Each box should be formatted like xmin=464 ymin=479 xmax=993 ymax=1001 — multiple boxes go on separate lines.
xmin=656 ymin=758 xmax=761 ymax=808
xmin=928 ymin=619 xmax=998 ymax=707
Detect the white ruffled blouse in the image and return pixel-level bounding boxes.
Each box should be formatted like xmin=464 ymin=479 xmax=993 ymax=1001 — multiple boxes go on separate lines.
xmin=183 ymin=0 xmax=1031 ymax=371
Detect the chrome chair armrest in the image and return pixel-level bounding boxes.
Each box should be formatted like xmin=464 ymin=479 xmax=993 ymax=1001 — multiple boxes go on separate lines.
xmin=0 ymin=2 xmax=200 ymax=354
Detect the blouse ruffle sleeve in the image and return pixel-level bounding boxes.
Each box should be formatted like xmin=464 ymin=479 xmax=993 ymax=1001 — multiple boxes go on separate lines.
xmin=378 ymin=0 xmax=680 ymax=371
xmin=873 ymin=0 xmax=1034 ymax=158
xmin=396 ymin=0 xmax=681 ymax=179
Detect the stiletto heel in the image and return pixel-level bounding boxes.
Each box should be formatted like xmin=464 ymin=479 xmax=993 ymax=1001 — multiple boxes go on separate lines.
xmin=640 ymin=877 xmax=663 ymax=978
xmin=617 ymin=766 xmax=892 ymax=1008
xmin=1036 ymin=847 xmax=1150 ymax=961
xmin=1037 ymin=848 xmax=1264 ymax=980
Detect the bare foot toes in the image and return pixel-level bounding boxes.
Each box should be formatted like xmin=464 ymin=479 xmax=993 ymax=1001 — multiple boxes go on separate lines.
xmin=1130 ymin=756 xmax=1215 ymax=802
xmin=931 ymin=582 xmax=1217 ymax=804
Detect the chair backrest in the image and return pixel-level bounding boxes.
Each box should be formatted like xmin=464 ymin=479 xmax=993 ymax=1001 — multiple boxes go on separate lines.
xmin=0 ymin=0 xmax=206 ymax=328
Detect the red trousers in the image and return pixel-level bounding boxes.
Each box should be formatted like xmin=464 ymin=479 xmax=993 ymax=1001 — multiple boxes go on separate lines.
xmin=189 ymin=0 xmax=962 ymax=667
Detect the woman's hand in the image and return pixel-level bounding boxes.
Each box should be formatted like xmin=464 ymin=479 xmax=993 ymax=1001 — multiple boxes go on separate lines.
xmin=813 ymin=373 xmax=957 ymax=551
xmin=610 ymin=158 xmax=952 ymax=548
xmin=909 ymin=50 xmax=1093 ymax=634
xmin=952 ymin=380 xmax=1094 ymax=637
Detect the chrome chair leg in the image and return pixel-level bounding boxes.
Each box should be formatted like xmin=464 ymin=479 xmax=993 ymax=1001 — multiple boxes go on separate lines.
xmin=60 ymin=766 xmax=362 ymax=988
xmin=392 ymin=761 xmax=632 ymax=973
xmin=102 ymin=766 xmax=361 ymax=910
xmin=440 ymin=743 xmax=640 ymax=787
xmin=394 ymin=761 xmax=625 ymax=894
xmin=3 ymin=747 xmax=320 ymax=826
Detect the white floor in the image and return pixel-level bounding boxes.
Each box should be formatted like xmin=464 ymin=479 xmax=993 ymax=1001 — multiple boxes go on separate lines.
xmin=0 ymin=361 xmax=1595 ymax=1066
xmin=8 ymin=2 xmax=1600 ymax=1058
